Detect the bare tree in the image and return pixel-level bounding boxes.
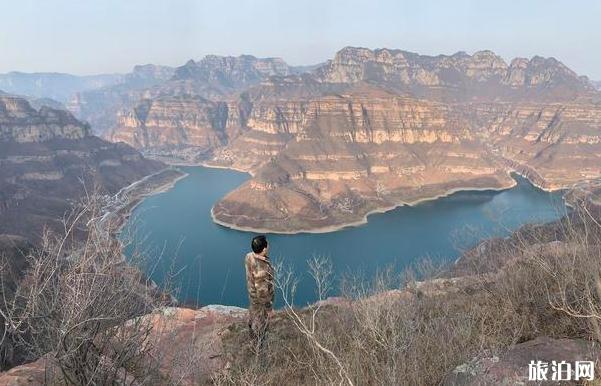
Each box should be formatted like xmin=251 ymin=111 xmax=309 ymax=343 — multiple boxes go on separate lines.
xmin=276 ymin=256 xmax=354 ymax=386
xmin=0 ymin=193 xmax=167 ymax=385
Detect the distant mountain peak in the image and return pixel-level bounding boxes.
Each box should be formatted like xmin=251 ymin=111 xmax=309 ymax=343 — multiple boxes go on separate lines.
xmin=171 ymin=54 xmax=293 ymax=88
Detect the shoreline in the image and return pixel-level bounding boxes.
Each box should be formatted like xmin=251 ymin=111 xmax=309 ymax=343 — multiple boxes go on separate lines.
xmin=121 ymin=159 xmax=570 ymax=236
xmin=142 ymin=154 xmax=255 ymax=177
xmin=209 ymin=180 xmax=522 ymax=235
xmin=104 ymin=167 xmax=189 ymax=236
xmin=198 ymin=161 xmax=255 ymax=177
xmin=209 ymin=167 xmax=571 ymax=235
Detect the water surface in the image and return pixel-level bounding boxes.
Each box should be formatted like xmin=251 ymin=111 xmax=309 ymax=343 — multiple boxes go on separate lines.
xmin=123 ymin=166 xmax=566 ymax=307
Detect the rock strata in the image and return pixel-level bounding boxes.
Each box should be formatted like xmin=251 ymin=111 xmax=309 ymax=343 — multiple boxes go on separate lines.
xmin=105 ymin=47 xmax=601 ymax=233
xmin=0 ymin=94 xmax=171 ymax=242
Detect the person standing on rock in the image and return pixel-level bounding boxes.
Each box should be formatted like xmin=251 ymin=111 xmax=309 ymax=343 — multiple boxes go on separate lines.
xmin=245 ymin=235 xmax=275 ymax=350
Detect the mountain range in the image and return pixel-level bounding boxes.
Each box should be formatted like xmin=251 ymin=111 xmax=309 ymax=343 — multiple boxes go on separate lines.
xmin=0 ymin=72 xmax=122 ymax=103
xmin=3 ymin=47 xmax=600 ymax=232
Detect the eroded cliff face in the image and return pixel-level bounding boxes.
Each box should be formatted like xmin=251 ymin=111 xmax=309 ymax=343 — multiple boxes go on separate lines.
xmin=105 ymin=47 xmax=601 ymax=232
xmin=0 ymin=94 xmax=166 ymax=241
xmin=172 ymin=55 xmax=292 ymax=87
xmin=210 ymin=93 xmax=601 ymax=232
xmin=103 ymin=55 xmax=304 ymax=152
xmin=483 ymin=103 xmax=601 ymax=188
xmin=111 ymin=95 xmax=231 ymax=151
xmin=211 ymin=89 xmax=510 ymax=231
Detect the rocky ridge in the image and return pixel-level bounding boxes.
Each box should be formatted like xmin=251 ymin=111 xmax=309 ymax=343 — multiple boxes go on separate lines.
xmin=106 ymin=47 xmax=601 ymax=232
xmin=69 ymin=55 xmax=304 ymax=137
xmin=314 ymin=47 xmax=594 ymax=101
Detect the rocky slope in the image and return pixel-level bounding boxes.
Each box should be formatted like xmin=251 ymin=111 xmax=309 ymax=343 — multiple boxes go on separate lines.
xmin=172 ymin=55 xmax=293 ymax=90
xmin=0 ymin=93 xmax=176 ymax=242
xmin=106 ymin=47 xmax=601 ymax=233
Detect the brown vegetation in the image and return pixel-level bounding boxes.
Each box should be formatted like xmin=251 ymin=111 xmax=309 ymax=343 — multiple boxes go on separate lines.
xmin=0 ymin=195 xmax=168 ymax=384
xmin=216 ymin=203 xmax=601 ymax=385
xmin=2 ymin=198 xmax=600 ymax=385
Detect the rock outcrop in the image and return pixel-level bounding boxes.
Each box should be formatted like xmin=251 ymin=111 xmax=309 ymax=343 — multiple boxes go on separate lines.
xmin=0 ymin=305 xmax=248 ymax=385
xmin=0 ymin=94 xmax=88 ymax=142
xmin=444 ymin=337 xmax=601 ymax=385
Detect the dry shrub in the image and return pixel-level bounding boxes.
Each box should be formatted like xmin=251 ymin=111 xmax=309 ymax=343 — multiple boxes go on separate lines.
xmin=218 ymin=204 xmax=601 ymax=385
xmin=0 ymin=193 xmax=168 ymax=385
xmin=2 ymin=190 xmax=599 ymax=385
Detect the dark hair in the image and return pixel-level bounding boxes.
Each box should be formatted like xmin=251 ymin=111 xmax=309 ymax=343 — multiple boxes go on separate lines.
xmin=251 ymin=235 xmax=268 ymax=254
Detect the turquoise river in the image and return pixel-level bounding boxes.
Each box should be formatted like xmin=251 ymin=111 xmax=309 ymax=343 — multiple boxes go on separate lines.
xmin=123 ymin=166 xmax=566 ymax=307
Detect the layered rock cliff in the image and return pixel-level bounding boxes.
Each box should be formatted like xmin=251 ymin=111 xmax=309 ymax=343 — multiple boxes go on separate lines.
xmin=0 ymin=94 xmax=88 ymax=142
xmin=72 ymin=55 xmax=303 ymax=137
xmin=0 ymin=94 xmax=173 ymax=242
xmin=172 ymin=55 xmax=293 ymax=88
xmin=105 ymin=47 xmax=601 ymax=233
xmin=111 ymin=95 xmax=233 ymax=152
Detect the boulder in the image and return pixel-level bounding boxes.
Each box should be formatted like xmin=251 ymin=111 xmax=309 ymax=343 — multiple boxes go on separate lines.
xmin=444 ymin=337 xmax=601 ymax=385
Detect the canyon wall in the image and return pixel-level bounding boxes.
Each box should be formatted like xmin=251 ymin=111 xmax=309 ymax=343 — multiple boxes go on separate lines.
xmin=106 ymin=47 xmax=601 ymax=232
xmin=0 ymin=94 xmax=167 ymax=241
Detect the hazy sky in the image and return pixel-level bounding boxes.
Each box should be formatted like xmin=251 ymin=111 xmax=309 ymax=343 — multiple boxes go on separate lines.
xmin=1 ymin=0 xmax=600 ymax=79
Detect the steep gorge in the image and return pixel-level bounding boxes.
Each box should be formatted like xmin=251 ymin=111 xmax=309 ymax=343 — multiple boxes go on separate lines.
xmin=107 ymin=47 xmax=601 ymax=232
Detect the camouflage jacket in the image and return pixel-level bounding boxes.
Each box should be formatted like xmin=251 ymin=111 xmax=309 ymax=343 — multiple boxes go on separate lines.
xmin=245 ymin=252 xmax=275 ymax=310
